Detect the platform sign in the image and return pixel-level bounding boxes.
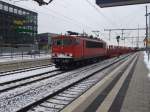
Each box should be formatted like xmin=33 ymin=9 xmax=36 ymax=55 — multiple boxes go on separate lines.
xmin=147 ymin=38 xmax=150 ymax=46
xmin=96 ymin=0 xmax=150 ymax=8
xmin=143 ymin=38 xmax=150 ymax=47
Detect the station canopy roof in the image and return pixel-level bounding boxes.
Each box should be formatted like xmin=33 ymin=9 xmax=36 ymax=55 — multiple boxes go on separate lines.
xmin=96 ymin=0 xmax=150 ymax=8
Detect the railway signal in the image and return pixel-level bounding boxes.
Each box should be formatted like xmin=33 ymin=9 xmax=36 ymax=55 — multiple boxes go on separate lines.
xmin=104 ymin=28 xmax=145 ymax=47
xmin=116 ymin=36 xmax=120 ymax=45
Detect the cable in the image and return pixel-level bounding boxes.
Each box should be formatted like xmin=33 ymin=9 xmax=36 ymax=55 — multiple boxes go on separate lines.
xmin=85 ymin=0 xmax=126 ymax=44
xmin=85 ymin=0 xmax=120 ymax=33
xmin=35 ymin=0 xmax=98 ymax=31
xmin=8 ymin=0 xmax=54 ymax=5
xmin=7 ymin=0 xmax=96 ymax=33
xmin=5 ymin=0 xmax=84 ymax=32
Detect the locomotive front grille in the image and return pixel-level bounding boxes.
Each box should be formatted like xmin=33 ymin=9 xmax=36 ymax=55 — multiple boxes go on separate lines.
xmin=52 ymin=58 xmax=73 ymax=64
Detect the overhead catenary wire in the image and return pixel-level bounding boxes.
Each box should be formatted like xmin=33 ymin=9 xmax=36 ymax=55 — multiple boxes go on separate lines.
xmin=6 ymin=1 xmax=83 ymax=33
xmin=85 ymin=0 xmax=124 ymax=42
xmin=6 ymin=0 xmax=97 ymax=33
xmin=51 ymin=0 xmax=99 ymax=29
xmin=7 ymin=0 xmax=133 ymax=38
xmin=85 ymin=0 xmax=120 ymax=35
xmin=42 ymin=7 xmax=95 ymax=30
xmin=85 ymin=0 xmax=146 ymax=44
xmin=28 ymin=0 xmax=117 ymax=36
xmin=4 ymin=0 xmax=147 ymax=46
xmin=7 ymin=0 xmax=94 ymax=31
xmin=35 ymin=0 xmax=99 ymax=32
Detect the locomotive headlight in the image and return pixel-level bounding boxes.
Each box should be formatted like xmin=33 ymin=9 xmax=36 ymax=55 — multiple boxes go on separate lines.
xmin=52 ymin=53 xmax=54 ymax=56
xmin=52 ymin=53 xmax=56 ymax=57
xmin=69 ymin=53 xmax=73 ymax=57
xmin=65 ymin=53 xmax=73 ymax=57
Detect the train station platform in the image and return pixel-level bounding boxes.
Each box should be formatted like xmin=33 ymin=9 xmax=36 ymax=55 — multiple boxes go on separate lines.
xmin=120 ymin=52 xmax=150 ymax=112
xmin=61 ymin=51 xmax=150 ymax=112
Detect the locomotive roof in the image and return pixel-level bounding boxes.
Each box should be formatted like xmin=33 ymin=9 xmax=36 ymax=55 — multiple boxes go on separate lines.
xmin=53 ymin=35 xmax=106 ymax=44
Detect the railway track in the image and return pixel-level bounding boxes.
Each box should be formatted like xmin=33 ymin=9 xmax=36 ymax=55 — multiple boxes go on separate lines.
xmin=0 ymin=64 xmax=54 ymax=77
xmin=0 ymin=53 xmax=134 ymax=112
xmin=26 ymin=56 xmax=129 ymax=112
xmin=0 ymin=57 xmax=119 ymax=93
xmin=0 ymin=57 xmax=117 ymax=94
xmin=0 ymin=66 xmax=60 ymax=93
xmin=0 ymin=58 xmax=51 ymax=73
xmin=25 ymin=54 xmax=137 ymax=112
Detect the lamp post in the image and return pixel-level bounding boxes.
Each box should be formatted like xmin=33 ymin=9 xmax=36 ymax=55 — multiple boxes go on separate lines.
xmin=145 ymin=6 xmax=148 ymax=50
xmin=148 ymin=13 xmax=150 ymax=38
xmin=147 ymin=13 xmax=150 ymax=51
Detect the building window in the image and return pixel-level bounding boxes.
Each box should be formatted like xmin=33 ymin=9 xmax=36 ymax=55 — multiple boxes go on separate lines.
xmin=4 ymin=5 xmax=8 ymax=11
xmin=14 ymin=8 xmax=17 ymax=14
xmin=18 ymin=9 xmax=22 ymax=15
xmin=0 ymin=4 xmax=3 ymax=10
xmin=22 ymin=11 xmax=26 ymax=15
xmin=34 ymin=27 xmax=37 ymax=31
xmin=9 ymin=7 xmax=13 ymax=13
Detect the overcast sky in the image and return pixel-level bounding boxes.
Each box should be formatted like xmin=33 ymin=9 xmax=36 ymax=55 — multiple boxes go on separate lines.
xmin=3 ymin=0 xmax=150 ymax=47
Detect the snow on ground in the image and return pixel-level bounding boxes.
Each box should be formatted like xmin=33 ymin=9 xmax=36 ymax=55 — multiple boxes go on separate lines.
xmin=0 ymin=53 xmax=51 ymax=63
xmin=144 ymin=51 xmax=150 ymax=78
xmin=0 ymin=61 xmax=107 ymax=112
xmin=0 ymin=54 xmax=127 ymax=112
xmin=0 ymin=66 xmax=56 ymax=84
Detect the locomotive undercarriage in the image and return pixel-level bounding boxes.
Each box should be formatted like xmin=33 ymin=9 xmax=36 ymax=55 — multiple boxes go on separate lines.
xmin=53 ymin=58 xmax=74 ymax=69
xmin=52 ymin=56 xmax=106 ymax=70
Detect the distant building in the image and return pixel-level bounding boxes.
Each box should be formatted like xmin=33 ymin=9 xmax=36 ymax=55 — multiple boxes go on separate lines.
xmin=37 ymin=33 xmax=58 ymax=51
xmin=0 ymin=1 xmax=38 ymax=47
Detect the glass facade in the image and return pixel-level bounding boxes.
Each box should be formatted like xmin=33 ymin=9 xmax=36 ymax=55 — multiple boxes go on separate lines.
xmin=0 ymin=1 xmax=37 ymax=46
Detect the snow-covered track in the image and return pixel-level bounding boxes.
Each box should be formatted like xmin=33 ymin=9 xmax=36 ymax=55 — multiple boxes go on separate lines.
xmin=0 ymin=66 xmax=60 ymax=93
xmin=26 ymin=56 xmax=128 ymax=112
xmin=0 ymin=58 xmax=51 ymax=73
xmin=0 ymin=64 xmax=54 ymax=77
xmin=0 ymin=54 xmax=132 ymax=112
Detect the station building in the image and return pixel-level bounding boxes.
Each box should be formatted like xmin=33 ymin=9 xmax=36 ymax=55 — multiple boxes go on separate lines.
xmin=0 ymin=1 xmax=38 ymax=48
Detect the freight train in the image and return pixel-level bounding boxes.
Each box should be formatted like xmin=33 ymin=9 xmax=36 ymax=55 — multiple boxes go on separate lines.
xmin=51 ymin=31 xmax=135 ymax=69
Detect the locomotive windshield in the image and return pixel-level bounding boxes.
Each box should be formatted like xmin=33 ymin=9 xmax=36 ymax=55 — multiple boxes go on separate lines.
xmin=52 ymin=38 xmax=74 ymax=46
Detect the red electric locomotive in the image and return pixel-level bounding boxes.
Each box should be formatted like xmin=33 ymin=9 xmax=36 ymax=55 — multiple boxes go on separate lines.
xmin=51 ymin=32 xmax=107 ymax=69
xmin=51 ymin=31 xmax=136 ymax=69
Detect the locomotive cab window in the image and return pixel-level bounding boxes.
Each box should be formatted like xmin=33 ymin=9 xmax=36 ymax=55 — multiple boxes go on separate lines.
xmin=52 ymin=39 xmax=61 ymax=45
xmin=56 ymin=40 xmax=63 ymax=45
xmin=52 ymin=38 xmax=73 ymax=46
xmin=63 ymin=39 xmax=72 ymax=45
xmin=75 ymin=39 xmax=80 ymax=45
